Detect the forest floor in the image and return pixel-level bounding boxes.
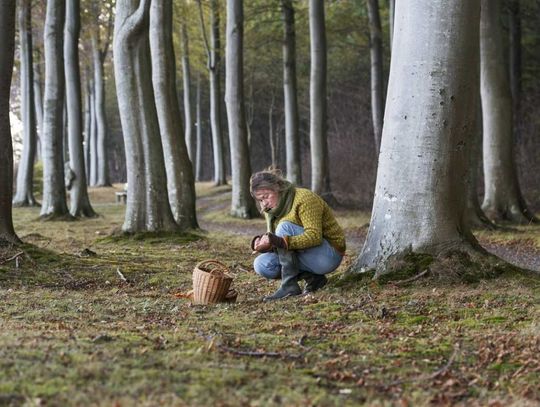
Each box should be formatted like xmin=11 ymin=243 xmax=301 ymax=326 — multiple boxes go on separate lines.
xmin=1 ymin=183 xmax=539 ymax=406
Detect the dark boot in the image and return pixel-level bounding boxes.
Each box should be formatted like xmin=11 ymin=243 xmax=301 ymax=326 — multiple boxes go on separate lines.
xmin=299 ymin=272 xmax=327 ymax=294
xmin=263 ymin=249 xmax=302 ymax=301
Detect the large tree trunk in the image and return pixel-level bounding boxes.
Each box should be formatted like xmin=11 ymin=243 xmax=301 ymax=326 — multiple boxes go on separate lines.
xmin=281 ymin=0 xmax=301 ymax=185
xmin=13 ymin=0 xmax=39 ymax=207
xmin=0 ymin=0 xmax=20 ymax=244
xmin=480 ymin=0 xmax=537 ymax=224
xmin=309 ymin=0 xmax=333 ymax=202
xmin=114 ymin=0 xmax=178 ymax=233
xmin=352 ymin=0 xmax=483 ymax=276
xmin=366 ymin=0 xmax=384 ymax=156
xmin=91 ymin=30 xmax=111 ymax=187
xmin=195 ymin=73 xmax=204 ymax=182
xmin=225 ymin=0 xmax=256 ymax=219
xmin=150 ymin=0 xmax=199 ymax=230
xmin=64 ymin=0 xmax=96 ymax=218
xmin=181 ymin=22 xmax=196 ymax=165
xmin=40 ymin=0 xmax=70 ymax=219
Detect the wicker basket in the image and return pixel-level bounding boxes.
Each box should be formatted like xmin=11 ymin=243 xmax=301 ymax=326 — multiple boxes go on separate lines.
xmin=192 ymin=260 xmax=233 ymax=304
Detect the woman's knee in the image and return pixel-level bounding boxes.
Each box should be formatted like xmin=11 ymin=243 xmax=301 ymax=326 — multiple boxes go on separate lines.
xmin=275 ymin=221 xmax=303 ymax=238
xmin=253 ymin=253 xmax=281 ymax=279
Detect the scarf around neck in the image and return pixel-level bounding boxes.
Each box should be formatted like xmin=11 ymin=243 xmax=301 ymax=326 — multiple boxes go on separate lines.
xmin=265 ymin=184 xmax=296 ymax=233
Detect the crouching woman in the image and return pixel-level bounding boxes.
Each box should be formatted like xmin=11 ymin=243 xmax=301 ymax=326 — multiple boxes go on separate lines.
xmin=250 ymin=170 xmax=346 ymax=301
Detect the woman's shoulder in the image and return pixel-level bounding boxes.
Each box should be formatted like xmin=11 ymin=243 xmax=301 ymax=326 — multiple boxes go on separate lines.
xmin=294 ymin=188 xmax=324 ymax=205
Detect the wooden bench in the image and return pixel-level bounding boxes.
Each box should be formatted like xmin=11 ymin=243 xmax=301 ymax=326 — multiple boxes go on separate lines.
xmin=115 ymin=191 xmax=127 ymax=204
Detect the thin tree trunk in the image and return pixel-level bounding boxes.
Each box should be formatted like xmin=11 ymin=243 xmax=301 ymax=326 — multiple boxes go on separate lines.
xmin=388 ymin=0 xmax=395 ymax=50
xmin=198 ymin=0 xmax=227 ymax=186
xmin=91 ymin=30 xmax=111 ymax=187
xmin=366 ymin=0 xmax=384 ymax=155
xmin=353 ymin=0 xmax=484 ymax=275
xmin=84 ymin=77 xmax=91 ymax=183
xmin=225 ymin=0 xmax=256 ymax=218
xmin=89 ymin=84 xmax=98 ymax=186
xmin=0 ymin=0 xmax=20 ymax=244
xmin=150 ymin=0 xmax=199 ymax=230
xmin=65 ymin=0 xmax=96 ymax=217
xmin=40 ymin=0 xmax=70 ymax=219
xmin=114 ymin=0 xmax=178 ymax=233
xmin=309 ymin=0 xmax=334 ymax=202
xmin=181 ymin=22 xmax=195 ymax=165
xmin=268 ymin=91 xmax=277 ymax=168
xmin=195 ymin=73 xmax=204 ymax=182
xmin=480 ymin=0 xmax=537 ymax=224
xmin=281 ymin=0 xmax=301 ymax=185
xmin=14 ymin=0 xmax=39 ymax=207
xmin=34 ymin=50 xmax=44 ymax=161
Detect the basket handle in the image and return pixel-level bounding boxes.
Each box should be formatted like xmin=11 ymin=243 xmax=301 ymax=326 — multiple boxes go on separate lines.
xmin=195 ymin=259 xmax=229 ymax=273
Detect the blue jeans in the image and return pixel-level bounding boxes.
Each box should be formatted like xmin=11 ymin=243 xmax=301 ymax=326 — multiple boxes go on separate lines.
xmin=253 ymin=221 xmax=343 ymax=279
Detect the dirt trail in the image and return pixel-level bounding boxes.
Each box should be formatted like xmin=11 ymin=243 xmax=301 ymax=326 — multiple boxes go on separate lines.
xmin=197 ymin=190 xmax=540 ymax=272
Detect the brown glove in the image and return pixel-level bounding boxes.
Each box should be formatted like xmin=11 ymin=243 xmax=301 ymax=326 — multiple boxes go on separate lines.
xmin=251 ymin=235 xmax=272 ymax=253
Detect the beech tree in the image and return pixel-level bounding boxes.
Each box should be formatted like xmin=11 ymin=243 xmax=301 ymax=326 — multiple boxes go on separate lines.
xmin=366 ymin=0 xmax=384 ymax=155
xmin=309 ymin=0 xmax=333 ymax=201
xmin=13 ymin=0 xmax=39 ymax=207
xmin=114 ymin=0 xmax=178 ymax=233
xmin=34 ymin=51 xmax=44 ymax=156
xmin=352 ymin=0 xmax=485 ymax=276
xmin=197 ymin=0 xmax=227 ymax=186
xmin=64 ymin=0 xmax=96 ymax=217
xmin=0 ymin=0 xmax=20 ymax=244
xmin=150 ymin=0 xmax=199 ymax=230
xmin=40 ymin=0 xmax=70 ymax=219
xmin=225 ymin=0 xmax=257 ymax=218
xmin=480 ymin=0 xmax=537 ymax=224
xmin=281 ymin=0 xmax=301 ymax=185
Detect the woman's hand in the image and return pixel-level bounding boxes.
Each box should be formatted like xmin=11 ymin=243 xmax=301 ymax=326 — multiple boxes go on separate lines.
xmin=265 ymin=232 xmax=287 ymax=249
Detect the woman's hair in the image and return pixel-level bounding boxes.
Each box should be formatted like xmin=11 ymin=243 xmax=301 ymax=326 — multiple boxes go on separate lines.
xmin=250 ymin=168 xmax=290 ymax=196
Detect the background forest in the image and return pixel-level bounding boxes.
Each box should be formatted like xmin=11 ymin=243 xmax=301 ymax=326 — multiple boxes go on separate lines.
xmin=9 ymin=0 xmax=539 ymax=211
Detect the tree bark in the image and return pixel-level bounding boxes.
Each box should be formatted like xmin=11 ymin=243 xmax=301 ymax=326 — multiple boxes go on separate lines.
xmin=64 ymin=0 xmax=96 ymax=217
xmin=13 ymin=0 xmax=39 ymax=207
xmin=40 ymin=0 xmax=70 ymax=219
xmin=195 ymin=73 xmax=204 ymax=182
xmin=91 ymin=30 xmax=111 ymax=187
xmin=198 ymin=0 xmax=227 ymax=186
xmin=353 ymin=0 xmax=483 ymax=275
xmin=225 ymin=0 xmax=257 ymax=218
xmin=480 ymin=0 xmax=537 ymax=224
xmin=150 ymin=0 xmax=199 ymax=230
xmin=309 ymin=0 xmax=333 ymax=202
xmin=114 ymin=0 xmax=178 ymax=233
xmin=508 ymin=0 xmax=521 ymax=116
xmin=281 ymin=0 xmax=301 ymax=185
xmin=84 ymin=76 xmax=91 ymax=183
xmin=366 ymin=0 xmax=384 ymax=156
xmin=181 ymin=22 xmax=196 ymax=165
xmin=0 ymin=0 xmax=20 ymax=244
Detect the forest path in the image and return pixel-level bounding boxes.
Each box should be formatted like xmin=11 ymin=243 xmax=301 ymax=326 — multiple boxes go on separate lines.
xmin=196 ymin=188 xmax=540 ymax=272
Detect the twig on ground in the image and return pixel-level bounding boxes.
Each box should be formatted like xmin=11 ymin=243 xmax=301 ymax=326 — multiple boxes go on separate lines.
xmin=387 ymin=342 xmax=460 ymax=388
xmin=0 ymin=251 xmax=24 ymax=265
xmin=116 ymin=267 xmax=129 ymax=283
xmin=218 ymin=344 xmax=304 ymax=360
xmin=393 ymin=268 xmax=430 ymax=286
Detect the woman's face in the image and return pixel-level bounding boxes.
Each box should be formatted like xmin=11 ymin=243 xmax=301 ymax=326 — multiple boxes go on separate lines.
xmin=254 ymin=189 xmax=279 ymax=212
